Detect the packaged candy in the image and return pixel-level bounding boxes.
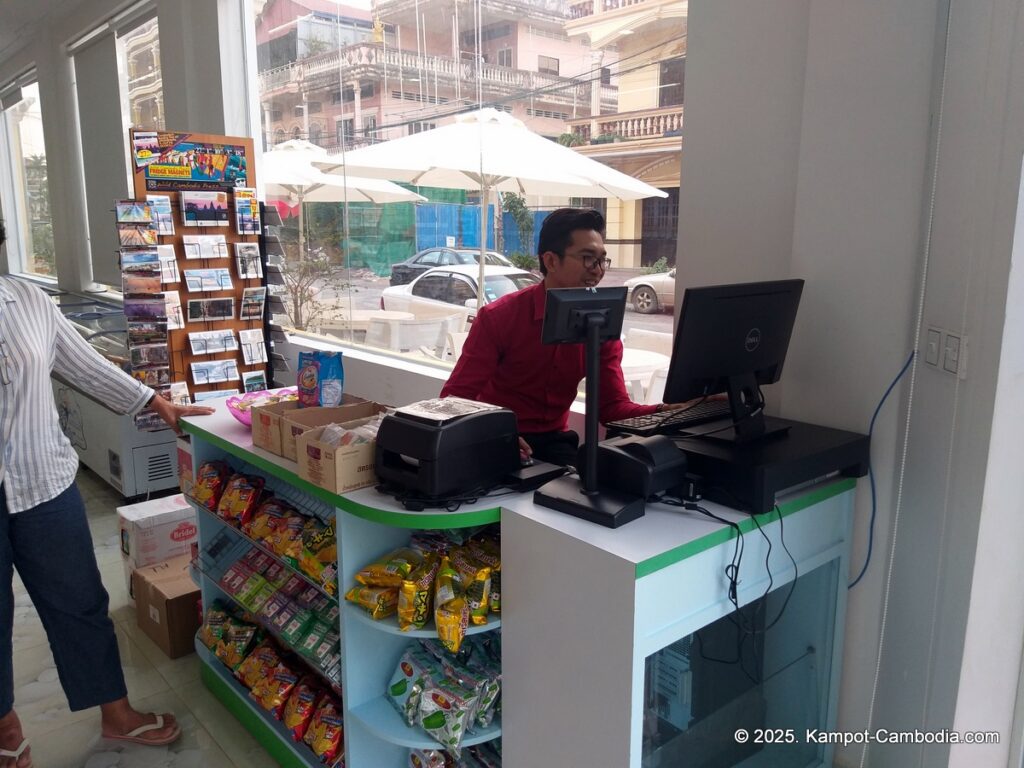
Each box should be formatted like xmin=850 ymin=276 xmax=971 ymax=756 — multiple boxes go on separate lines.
xmin=235 ymin=572 xmax=268 ymax=606
xmin=242 ymin=582 xmax=277 ymax=614
xmin=251 ymin=661 xmax=299 ymax=719
xmin=408 ymin=749 xmax=453 ymax=768
xmin=418 ymin=677 xmax=479 ymax=758
xmin=263 ymin=562 xmax=289 ymax=589
xmin=399 ymin=553 xmax=441 ymax=632
xmin=345 ymin=585 xmax=399 ymax=620
xmin=219 ymin=562 xmax=254 ymax=596
xmin=215 ymin=619 xmax=257 ymax=670
xmin=312 ymin=630 xmax=340 ymax=665
xmin=236 ymin=641 xmax=281 ymax=689
xmin=387 ymin=647 xmax=443 ymax=726
xmin=283 ymin=677 xmax=321 ymax=741
xmin=304 ymin=697 xmax=344 ymax=762
xmin=299 ymin=519 xmax=339 ymax=596
xmin=193 ymin=460 xmax=230 ymax=510
xmin=298 ymin=619 xmax=332 ymax=659
xmin=259 ymin=592 xmax=290 ymax=623
xmin=198 ymin=606 xmax=230 ymax=649
xmin=217 ymin=474 xmax=265 ymax=525
xmin=297 ymin=351 xmax=345 ymax=408
xmin=244 ymin=498 xmax=296 ymax=542
xmin=280 ymin=608 xmax=315 ymax=647
xmin=279 ymin=574 xmax=306 ymax=597
xmin=356 ymin=548 xmax=423 ymax=588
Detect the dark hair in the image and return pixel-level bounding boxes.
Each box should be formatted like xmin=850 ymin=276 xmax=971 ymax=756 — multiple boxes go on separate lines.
xmin=537 ymin=207 xmax=606 ymax=275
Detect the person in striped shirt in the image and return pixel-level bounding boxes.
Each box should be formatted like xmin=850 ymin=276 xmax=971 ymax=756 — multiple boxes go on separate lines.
xmin=0 ymin=220 xmax=215 ymax=767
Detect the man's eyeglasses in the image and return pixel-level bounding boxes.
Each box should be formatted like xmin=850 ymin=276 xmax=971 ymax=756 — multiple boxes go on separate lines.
xmin=571 ymin=253 xmax=612 ymax=271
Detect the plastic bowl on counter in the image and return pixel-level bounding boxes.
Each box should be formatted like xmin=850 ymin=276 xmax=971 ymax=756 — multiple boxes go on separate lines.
xmin=225 ymin=388 xmax=298 ymax=427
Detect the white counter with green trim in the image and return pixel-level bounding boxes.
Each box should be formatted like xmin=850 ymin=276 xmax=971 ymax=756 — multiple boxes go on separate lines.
xmin=183 ymin=404 xmax=855 ymax=768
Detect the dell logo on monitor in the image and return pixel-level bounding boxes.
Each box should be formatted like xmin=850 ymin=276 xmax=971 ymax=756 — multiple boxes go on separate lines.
xmin=745 ymin=328 xmax=761 ymax=352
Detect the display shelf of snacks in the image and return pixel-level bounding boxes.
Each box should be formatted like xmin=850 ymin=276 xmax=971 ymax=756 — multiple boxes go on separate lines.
xmin=343 ymin=603 xmax=500 ymax=639
xmin=349 ymin=696 xmax=501 ymax=750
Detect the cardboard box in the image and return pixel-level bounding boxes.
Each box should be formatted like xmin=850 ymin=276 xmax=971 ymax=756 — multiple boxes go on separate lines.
xmin=297 ymin=417 xmax=381 ymax=493
xmin=280 ymin=397 xmax=380 ymax=461
xmin=251 ymin=400 xmax=300 ymax=455
xmin=118 ymin=494 xmax=197 ymax=569
xmin=132 ymin=555 xmax=201 ymax=659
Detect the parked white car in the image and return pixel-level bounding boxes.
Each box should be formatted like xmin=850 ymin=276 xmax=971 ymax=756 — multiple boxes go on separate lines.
xmin=381 ymin=265 xmax=540 ymax=322
xmin=623 ymin=268 xmax=676 ymax=313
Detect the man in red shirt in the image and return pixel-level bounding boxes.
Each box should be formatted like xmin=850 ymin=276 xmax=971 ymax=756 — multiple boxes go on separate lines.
xmin=440 ymin=208 xmax=680 ymax=465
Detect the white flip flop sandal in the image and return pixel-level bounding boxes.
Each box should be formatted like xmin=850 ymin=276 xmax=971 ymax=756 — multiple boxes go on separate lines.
xmin=103 ymin=715 xmax=181 ymax=747
xmin=0 ymin=738 xmax=29 ymax=763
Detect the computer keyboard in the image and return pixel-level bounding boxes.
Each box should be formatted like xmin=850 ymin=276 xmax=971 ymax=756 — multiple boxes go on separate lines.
xmin=606 ymin=400 xmax=733 ymax=437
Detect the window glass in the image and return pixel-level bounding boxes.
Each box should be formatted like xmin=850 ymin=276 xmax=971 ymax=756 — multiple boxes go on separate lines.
xmin=449 ymin=277 xmax=477 ymax=305
xmin=484 ymin=272 xmax=540 ymax=302
xmin=417 ymin=250 xmax=441 ymax=266
xmin=118 ymin=18 xmax=165 ymax=130
xmin=438 ymin=251 xmax=458 ymax=266
xmin=412 ymin=274 xmax=450 ymax=302
xmin=0 ymin=82 xmax=55 ymax=277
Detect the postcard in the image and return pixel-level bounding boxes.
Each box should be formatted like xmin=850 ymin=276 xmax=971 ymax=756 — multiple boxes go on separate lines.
xmin=182 ymin=234 xmax=228 ymax=260
xmin=234 ymin=243 xmax=263 ymax=279
xmin=134 ymin=408 xmax=169 ymax=432
xmin=184 ymin=268 xmax=233 ymax=293
xmin=181 ymin=190 xmax=230 ymax=227
xmin=146 ymin=195 xmax=175 ymax=236
xmin=132 ymin=367 xmax=171 ymax=388
xmin=132 ymin=131 xmax=160 ymax=168
xmin=124 ymin=297 xmax=168 ymax=321
xmin=194 ymin=388 xmax=239 ymax=402
xmin=168 ymin=382 xmax=191 ymax=406
xmin=128 ymin=321 xmax=168 ymax=345
xmin=240 ymin=287 xmax=267 ymax=321
xmin=122 ymin=272 xmax=161 ymax=296
xmin=165 ymin=292 xmax=184 ymax=330
xmin=234 ymin=188 xmax=261 ymax=234
xmin=242 ymin=370 xmax=268 ymax=393
xmin=191 ymin=359 xmax=240 ymax=385
xmin=239 ymin=329 xmax=267 ymax=365
xmin=121 ymin=249 xmax=160 ymax=273
xmin=116 ymin=200 xmax=153 ymax=224
xmin=130 ymin=343 xmax=170 ymax=369
xmin=188 ymin=298 xmax=235 ymax=323
xmin=157 ymin=245 xmax=179 ymax=284
xmin=189 ymin=329 xmax=238 ymax=356
xmin=118 ymin=223 xmax=159 ymax=247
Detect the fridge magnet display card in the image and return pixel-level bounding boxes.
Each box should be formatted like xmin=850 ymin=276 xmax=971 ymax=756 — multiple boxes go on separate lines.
xmin=128 ymin=321 xmax=168 ymax=345
xmin=132 ymin=131 xmax=160 ymax=167
xmin=132 ymin=367 xmax=171 ymax=387
xmin=122 ymin=273 xmax=162 ymax=297
xmin=240 ymin=287 xmax=267 ymax=321
xmin=124 ymin=297 xmax=168 ymax=321
xmin=165 ymin=292 xmax=185 ymax=330
xmin=146 ymin=194 xmax=176 ymax=236
xmin=191 ymin=359 xmax=240 ymax=385
xmin=187 ymin=298 xmax=235 ymax=323
xmin=239 ymin=328 xmax=268 ymax=365
xmin=157 ymin=245 xmax=180 ymax=284
xmin=184 ymin=268 xmax=233 ymax=293
xmin=189 ymin=329 xmax=238 ymax=356
xmin=234 ymin=243 xmax=263 ymax=279
xmin=180 ymin=190 xmax=230 ymax=227
xmin=168 ymin=381 xmax=191 ymax=406
xmin=234 ymin=188 xmax=261 ymax=234
xmin=130 ymin=343 xmax=170 ymax=369
xmin=194 ymin=388 xmax=239 ymax=402
xmin=182 ymin=234 xmax=228 ymax=260
xmin=121 ymin=249 xmax=160 ymax=273
xmin=115 ymin=200 xmax=153 ymax=224
xmin=118 ymin=223 xmax=159 ymax=247
xmin=242 ymin=370 xmax=268 ymax=393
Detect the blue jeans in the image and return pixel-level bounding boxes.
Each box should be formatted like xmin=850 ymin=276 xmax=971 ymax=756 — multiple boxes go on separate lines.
xmin=0 ymin=482 xmax=127 ymax=716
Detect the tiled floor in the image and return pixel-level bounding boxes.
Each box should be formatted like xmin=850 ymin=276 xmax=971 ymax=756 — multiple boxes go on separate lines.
xmin=11 ymin=469 xmax=278 ymax=768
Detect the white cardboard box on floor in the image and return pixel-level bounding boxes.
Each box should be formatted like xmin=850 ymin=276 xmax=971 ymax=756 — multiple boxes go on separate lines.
xmin=118 ymin=493 xmax=197 ymax=569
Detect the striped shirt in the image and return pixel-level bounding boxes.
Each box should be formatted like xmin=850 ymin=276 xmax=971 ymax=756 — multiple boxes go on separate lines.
xmin=0 ymin=277 xmax=154 ymax=513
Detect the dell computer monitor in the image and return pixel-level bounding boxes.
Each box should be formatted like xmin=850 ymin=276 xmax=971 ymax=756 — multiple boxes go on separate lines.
xmin=663 ymin=279 xmax=804 ymax=441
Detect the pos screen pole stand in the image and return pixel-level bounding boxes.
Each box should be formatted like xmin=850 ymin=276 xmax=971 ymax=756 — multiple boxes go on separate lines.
xmin=533 ymin=287 xmax=646 ymax=528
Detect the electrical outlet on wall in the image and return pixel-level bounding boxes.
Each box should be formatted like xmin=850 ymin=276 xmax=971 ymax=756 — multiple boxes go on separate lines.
xmin=924 ymin=326 xmax=968 ymax=379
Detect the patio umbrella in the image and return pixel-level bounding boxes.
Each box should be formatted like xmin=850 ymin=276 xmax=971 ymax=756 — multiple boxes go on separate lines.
xmin=261 ymin=139 xmax=425 ymax=261
xmin=314 ymin=109 xmax=667 ymax=304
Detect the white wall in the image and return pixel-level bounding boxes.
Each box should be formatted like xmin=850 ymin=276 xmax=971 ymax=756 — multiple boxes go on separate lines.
xmin=680 ymin=0 xmax=1024 ymax=766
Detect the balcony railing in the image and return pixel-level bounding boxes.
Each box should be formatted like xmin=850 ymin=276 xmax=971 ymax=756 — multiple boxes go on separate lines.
xmin=570 ymin=0 xmax=652 ymax=19
xmin=566 ymin=105 xmax=682 ymax=142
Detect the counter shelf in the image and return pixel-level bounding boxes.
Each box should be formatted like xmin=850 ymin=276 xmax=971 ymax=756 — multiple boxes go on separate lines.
xmin=343 ymin=601 xmax=500 ymax=639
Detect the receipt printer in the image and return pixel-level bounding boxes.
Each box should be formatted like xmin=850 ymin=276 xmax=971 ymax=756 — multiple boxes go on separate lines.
xmin=592 ymin=434 xmax=688 ymax=498
xmin=375 ymin=404 xmax=520 ymax=498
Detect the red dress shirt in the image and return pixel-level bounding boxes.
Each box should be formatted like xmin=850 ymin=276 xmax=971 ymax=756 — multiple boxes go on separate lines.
xmin=440 ymin=282 xmax=659 ymax=433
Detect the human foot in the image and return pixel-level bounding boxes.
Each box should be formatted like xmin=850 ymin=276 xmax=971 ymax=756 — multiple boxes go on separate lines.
xmin=100 ymin=705 xmax=180 ymax=746
xmin=0 ymin=710 xmax=31 ymax=768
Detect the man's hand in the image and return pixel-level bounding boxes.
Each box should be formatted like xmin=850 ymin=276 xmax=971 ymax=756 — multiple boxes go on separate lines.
xmin=149 ymin=391 xmax=216 ymax=435
xmin=518 ymin=437 xmax=533 ymax=462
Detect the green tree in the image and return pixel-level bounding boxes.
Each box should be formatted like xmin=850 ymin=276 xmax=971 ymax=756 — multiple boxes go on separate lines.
xmin=557 ymin=132 xmax=584 ymax=147
xmin=23 ymin=154 xmax=54 ymax=274
xmin=502 ymin=192 xmax=534 ymax=256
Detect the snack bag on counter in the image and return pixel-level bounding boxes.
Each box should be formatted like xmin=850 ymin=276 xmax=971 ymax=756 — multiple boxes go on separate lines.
xmin=344 ymin=585 xmax=399 ymax=620
xmin=283 ymin=677 xmax=322 ymax=741
xmin=198 ymin=605 xmax=230 ymax=649
xmin=387 ymin=647 xmax=444 ymax=726
xmin=298 ymin=519 xmax=338 ymax=596
xmin=193 ymin=460 xmax=231 ymax=511
xmin=398 ymin=553 xmax=441 ymax=632
xmin=356 ymin=547 xmax=424 ymax=588
xmin=250 ymin=660 xmax=300 ymax=719
xmin=418 ymin=677 xmax=479 ymax=759
xmin=449 ymin=548 xmax=491 ymax=627
xmin=297 ymin=351 xmax=345 ymax=408
xmin=304 ymin=696 xmax=344 ymax=763
xmin=244 ymin=498 xmax=296 ymax=542
xmin=408 ymin=749 xmax=454 ymax=768
xmin=216 ymin=473 xmax=265 ymax=525
xmin=236 ymin=640 xmax=281 ymax=689
xmin=215 ymin=619 xmax=257 ymax=671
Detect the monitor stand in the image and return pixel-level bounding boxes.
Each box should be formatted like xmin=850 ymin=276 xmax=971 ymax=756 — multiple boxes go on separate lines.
xmin=683 ymin=374 xmax=791 ymax=444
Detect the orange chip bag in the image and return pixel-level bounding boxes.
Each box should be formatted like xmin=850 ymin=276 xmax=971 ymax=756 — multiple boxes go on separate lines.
xmin=217 ymin=474 xmax=265 ymax=525
xmin=251 ymin=661 xmax=299 ymax=719
xmin=235 ymin=641 xmax=280 ymax=689
xmin=269 ymin=513 xmax=306 ymax=567
xmin=283 ymin=677 xmax=321 ymax=741
xmin=243 ymin=498 xmax=295 ymax=542
xmin=193 ymin=461 xmax=230 ymax=511
xmin=303 ymin=697 xmax=344 ymax=762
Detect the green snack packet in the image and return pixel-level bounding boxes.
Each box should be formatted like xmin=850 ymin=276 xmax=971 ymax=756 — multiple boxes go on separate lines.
xmin=417 ymin=677 xmax=478 ymax=759
xmin=299 ymin=619 xmax=331 ymax=659
xmin=388 ymin=647 xmax=443 ymax=726
xmin=280 ymin=608 xmax=314 ymax=647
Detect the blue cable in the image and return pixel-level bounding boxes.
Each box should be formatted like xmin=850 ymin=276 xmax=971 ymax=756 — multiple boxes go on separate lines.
xmin=849 ymin=350 xmax=916 ymax=589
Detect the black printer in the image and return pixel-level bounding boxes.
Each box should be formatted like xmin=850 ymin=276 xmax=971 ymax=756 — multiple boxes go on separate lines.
xmin=375 ymin=398 xmax=520 ymax=499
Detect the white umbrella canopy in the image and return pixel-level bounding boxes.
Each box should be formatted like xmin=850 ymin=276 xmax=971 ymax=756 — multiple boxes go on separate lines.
xmin=313 ymin=109 xmax=667 ymax=302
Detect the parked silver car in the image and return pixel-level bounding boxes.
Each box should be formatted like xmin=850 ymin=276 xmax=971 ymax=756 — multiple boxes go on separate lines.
xmin=623 ymin=268 xmax=676 ymax=313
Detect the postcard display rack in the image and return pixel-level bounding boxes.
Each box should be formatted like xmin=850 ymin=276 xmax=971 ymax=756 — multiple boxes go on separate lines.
xmin=185 ymin=408 xmax=502 ymax=768
xmin=121 ymin=129 xmax=269 ymax=422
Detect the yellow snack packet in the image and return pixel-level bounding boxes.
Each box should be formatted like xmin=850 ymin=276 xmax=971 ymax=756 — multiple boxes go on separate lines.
xmin=345 ymin=584 xmax=399 ymax=620
xmin=355 ymin=547 xmax=424 ymax=588
xmin=398 ymin=553 xmax=441 ymax=631
xmin=435 ymin=597 xmax=470 ymax=654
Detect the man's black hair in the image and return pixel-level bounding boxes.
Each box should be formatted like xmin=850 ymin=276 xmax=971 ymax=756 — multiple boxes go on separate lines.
xmin=537 ymin=207 xmax=606 ymax=275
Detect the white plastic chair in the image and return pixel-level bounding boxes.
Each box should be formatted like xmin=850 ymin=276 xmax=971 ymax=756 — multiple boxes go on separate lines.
xmin=623 ymin=328 xmax=673 ymax=357
xmin=645 ymin=367 xmax=669 ymax=404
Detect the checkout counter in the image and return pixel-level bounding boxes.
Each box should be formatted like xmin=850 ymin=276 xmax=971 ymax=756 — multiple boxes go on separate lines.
xmin=181 ymin=400 xmax=855 ymax=768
